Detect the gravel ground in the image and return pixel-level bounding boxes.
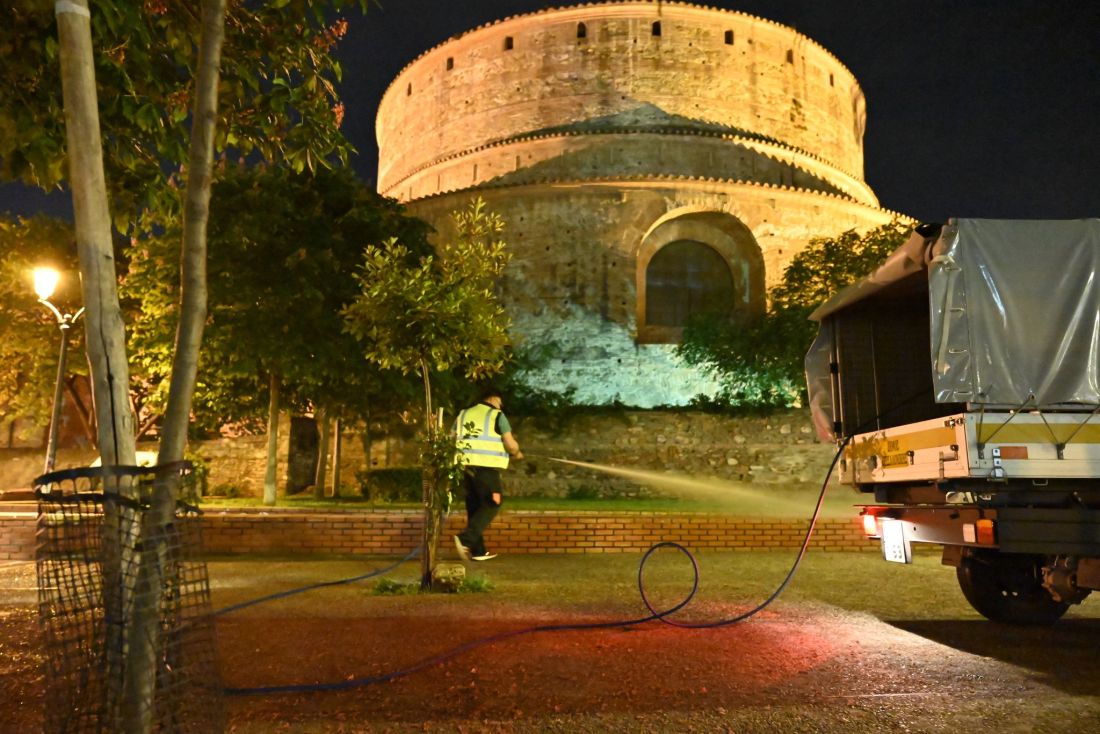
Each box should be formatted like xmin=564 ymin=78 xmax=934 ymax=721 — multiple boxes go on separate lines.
xmin=3 ymin=553 xmax=1100 ymax=732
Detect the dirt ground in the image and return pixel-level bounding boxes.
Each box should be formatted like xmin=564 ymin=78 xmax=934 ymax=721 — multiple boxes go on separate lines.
xmin=4 ymin=553 xmax=1100 ymax=732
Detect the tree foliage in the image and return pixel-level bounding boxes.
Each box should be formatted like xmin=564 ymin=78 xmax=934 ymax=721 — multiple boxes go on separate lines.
xmin=678 ymin=221 xmax=911 ymax=408
xmin=343 ymin=198 xmax=513 ymax=386
xmin=124 ymin=165 xmax=431 ymax=434
xmin=2 ymin=0 xmax=364 ymax=226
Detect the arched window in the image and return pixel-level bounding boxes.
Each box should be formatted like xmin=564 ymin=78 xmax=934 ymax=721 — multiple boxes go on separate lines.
xmin=577 ymin=22 xmax=587 ymax=39
xmin=645 ymin=240 xmax=734 ymax=328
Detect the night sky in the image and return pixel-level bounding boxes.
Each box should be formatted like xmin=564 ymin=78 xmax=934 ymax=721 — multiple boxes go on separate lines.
xmin=4 ymin=0 xmax=1098 ymax=224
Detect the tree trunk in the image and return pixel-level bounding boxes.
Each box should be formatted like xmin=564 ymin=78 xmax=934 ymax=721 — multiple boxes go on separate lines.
xmin=263 ymin=372 xmax=281 ymax=506
xmin=331 ymin=418 xmax=342 ymax=497
xmin=55 ymin=0 xmax=135 ymax=469
xmin=55 ymin=2 xmax=138 ymax=729
xmin=125 ymin=3 xmax=227 ymax=731
xmin=314 ymin=408 xmax=330 ymax=499
xmin=158 ymin=0 xmax=225 ymax=467
xmin=419 ymin=359 xmax=435 ymax=589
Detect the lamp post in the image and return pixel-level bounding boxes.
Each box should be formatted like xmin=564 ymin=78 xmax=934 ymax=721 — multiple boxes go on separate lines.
xmin=34 ymin=267 xmax=85 ymax=475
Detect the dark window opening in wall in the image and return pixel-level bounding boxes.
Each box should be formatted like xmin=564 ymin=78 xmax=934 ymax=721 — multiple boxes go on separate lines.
xmin=786 ymin=49 xmax=794 ymax=63
xmin=829 ymin=73 xmax=835 ymax=86
xmin=577 ymin=22 xmax=587 ymax=39
xmin=724 ymin=30 xmax=734 ymax=45
xmin=652 ymin=21 xmax=662 ymax=37
xmin=446 ymin=57 xmax=454 ymax=70
xmin=645 ymin=241 xmax=734 ymax=329
xmin=406 ymin=83 xmax=412 ymax=96
xmin=504 ymin=36 xmax=514 ymax=50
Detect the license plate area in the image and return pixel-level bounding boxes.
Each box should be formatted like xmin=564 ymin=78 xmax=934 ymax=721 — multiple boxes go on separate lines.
xmin=880 ymin=519 xmax=912 ymax=564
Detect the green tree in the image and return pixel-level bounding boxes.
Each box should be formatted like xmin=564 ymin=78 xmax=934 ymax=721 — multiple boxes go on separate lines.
xmin=3 ymin=1 xmax=363 ymax=225
xmin=5 ymin=0 xmax=370 ymax=455
xmin=125 ymin=165 xmax=431 ymax=500
xmin=343 ymin=198 xmax=512 ymax=589
xmin=19 ymin=3 xmax=368 ymax=727
xmin=678 ymin=221 xmax=911 ymax=408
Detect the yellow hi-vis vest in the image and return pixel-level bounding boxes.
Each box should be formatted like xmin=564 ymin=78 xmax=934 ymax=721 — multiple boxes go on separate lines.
xmin=454 ymin=403 xmax=510 ymax=469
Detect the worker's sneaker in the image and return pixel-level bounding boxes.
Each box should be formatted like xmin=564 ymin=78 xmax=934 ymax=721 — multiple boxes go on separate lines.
xmin=453 ymin=536 xmax=471 ymax=562
xmin=471 ymin=552 xmax=497 ymax=561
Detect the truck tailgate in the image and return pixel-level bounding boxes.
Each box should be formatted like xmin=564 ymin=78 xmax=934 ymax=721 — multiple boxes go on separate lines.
xmin=843 ymin=414 xmax=969 ymax=484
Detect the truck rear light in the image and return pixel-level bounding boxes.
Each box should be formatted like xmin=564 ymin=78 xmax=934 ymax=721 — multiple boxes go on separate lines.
xmin=963 ymin=519 xmax=997 ymax=545
xmin=976 ymin=518 xmax=996 ymax=545
xmin=862 ymin=513 xmax=879 ymax=538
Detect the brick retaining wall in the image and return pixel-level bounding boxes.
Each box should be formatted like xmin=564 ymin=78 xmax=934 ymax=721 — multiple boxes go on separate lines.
xmin=0 ymin=513 xmax=36 ymax=560
xmin=0 ymin=507 xmax=876 ymax=560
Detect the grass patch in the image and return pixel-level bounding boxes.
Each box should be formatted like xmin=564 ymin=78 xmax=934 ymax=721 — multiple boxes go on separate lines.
xmin=457 ymin=575 xmax=494 ymax=594
xmin=209 ymin=552 xmax=1024 ymax=622
xmin=370 ymin=574 xmax=494 ymax=595
xmin=371 ymin=577 xmax=420 ymax=596
xmin=200 ymin=494 xmax=420 ymax=511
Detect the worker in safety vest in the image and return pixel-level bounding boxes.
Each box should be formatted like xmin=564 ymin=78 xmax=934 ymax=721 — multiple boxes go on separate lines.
xmin=453 ymin=387 xmax=523 ymax=562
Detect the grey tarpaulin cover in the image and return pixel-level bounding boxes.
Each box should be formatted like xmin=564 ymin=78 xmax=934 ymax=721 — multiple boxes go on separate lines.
xmin=806 ymin=218 xmax=1100 ymax=440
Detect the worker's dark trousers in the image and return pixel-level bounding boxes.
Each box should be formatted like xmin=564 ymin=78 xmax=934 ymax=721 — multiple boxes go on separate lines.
xmin=458 ymin=466 xmax=502 ymax=556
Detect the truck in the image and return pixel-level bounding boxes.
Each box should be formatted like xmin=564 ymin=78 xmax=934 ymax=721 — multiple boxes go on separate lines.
xmin=806 ymin=218 xmax=1100 ymax=624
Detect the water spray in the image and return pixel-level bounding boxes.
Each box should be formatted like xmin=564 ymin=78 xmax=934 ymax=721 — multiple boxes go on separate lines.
xmin=531 ymin=446 xmax=849 ymax=628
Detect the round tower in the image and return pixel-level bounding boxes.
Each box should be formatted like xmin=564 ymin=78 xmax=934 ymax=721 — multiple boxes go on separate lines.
xmin=376 ymin=1 xmax=901 ymax=406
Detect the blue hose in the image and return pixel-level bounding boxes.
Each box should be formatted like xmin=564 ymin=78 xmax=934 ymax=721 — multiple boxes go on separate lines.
xmin=211 ymin=546 xmax=421 ymax=618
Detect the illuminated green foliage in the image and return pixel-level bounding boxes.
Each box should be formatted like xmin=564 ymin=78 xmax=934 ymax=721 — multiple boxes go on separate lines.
xmin=343 ymin=198 xmax=512 ymax=588
xmin=679 ymin=221 xmax=911 ymax=408
xmin=343 ymin=198 xmax=512 ymax=386
xmin=1 ymin=1 xmax=367 ymax=227
xmin=124 ymin=165 xmax=430 ymax=434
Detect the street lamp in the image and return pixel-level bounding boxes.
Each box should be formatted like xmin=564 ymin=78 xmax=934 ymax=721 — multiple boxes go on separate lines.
xmin=34 ymin=267 xmax=85 ymax=474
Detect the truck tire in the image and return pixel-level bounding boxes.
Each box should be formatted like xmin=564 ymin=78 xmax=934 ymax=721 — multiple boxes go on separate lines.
xmin=956 ymin=550 xmax=1069 ymax=625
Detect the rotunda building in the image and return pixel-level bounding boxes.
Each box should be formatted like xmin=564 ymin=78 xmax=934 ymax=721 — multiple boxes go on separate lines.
xmin=375 ymin=1 xmax=901 ymax=406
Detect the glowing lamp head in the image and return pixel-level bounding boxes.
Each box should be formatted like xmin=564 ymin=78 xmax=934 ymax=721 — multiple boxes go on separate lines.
xmin=33 ymin=267 xmax=60 ymax=300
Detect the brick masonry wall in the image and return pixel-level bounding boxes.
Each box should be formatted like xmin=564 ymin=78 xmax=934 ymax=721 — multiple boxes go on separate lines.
xmin=377 ymin=4 xmax=867 ymax=192
xmin=0 ymin=513 xmax=37 ymax=561
xmin=376 ymin=3 xmax=898 ymax=410
xmin=0 ymin=507 xmax=876 ymax=561
xmin=408 ymin=183 xmax=892 ymax=408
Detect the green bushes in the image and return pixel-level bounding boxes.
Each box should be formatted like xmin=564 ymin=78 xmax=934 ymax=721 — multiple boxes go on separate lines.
xmin=357 ymin=467 xmax=423 ymax=503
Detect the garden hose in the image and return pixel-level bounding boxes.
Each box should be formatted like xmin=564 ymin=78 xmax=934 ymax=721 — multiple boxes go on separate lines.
xmin=222 ymin=437 xmax=850 ymax=696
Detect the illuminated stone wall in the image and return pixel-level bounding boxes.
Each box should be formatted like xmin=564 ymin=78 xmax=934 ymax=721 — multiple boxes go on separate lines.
xmin=374 ymin=1 xmax=903 ymax=406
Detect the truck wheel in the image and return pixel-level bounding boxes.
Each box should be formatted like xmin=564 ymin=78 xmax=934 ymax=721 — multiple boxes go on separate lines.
xmin=956 ymin=551 xmax=1069 ymax=625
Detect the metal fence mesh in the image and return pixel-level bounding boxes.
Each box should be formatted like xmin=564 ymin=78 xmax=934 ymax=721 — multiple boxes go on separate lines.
xmin=35 ymin=462 xmax=224 ymax=733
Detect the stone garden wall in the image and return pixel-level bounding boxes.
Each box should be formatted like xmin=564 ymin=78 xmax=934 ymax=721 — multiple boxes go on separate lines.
xmin=0 ymin=408 xmax=834 ymax=499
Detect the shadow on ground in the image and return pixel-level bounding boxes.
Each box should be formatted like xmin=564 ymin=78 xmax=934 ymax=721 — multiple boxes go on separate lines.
xmin=886 ymin=618 xmax=1100 ymax=696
